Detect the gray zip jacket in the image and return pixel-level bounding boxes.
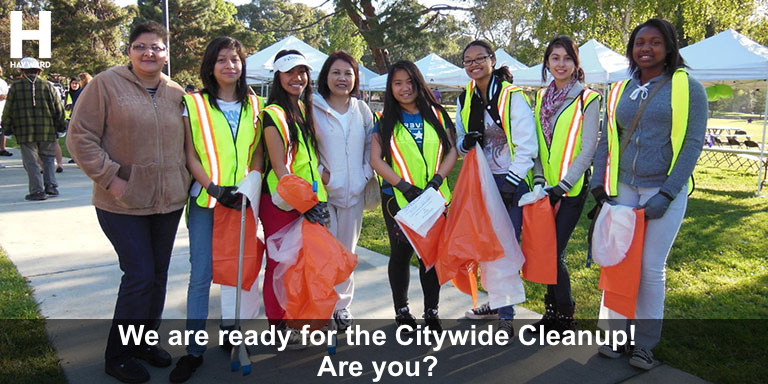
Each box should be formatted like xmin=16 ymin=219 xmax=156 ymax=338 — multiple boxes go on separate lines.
xmin=592 ymin=73 xmax=708 ymax=198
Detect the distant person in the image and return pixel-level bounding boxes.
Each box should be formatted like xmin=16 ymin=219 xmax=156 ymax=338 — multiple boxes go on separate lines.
xmin=432 ymin=88 xmax=441 ymax=103
xmin=67 ymin=21 xmax=188 ymax=383
xmin=184 ymin=84 xmax=195 ymax=93
xmin=0 ymin=65 xmax=10 ymax=158
xmin=592 ymin=19 xmax=707 ymax=370
xmin=65 ymin=77 xmax=80 ymax=120
xmin=1 ymin=57 xmax=66 ymax=200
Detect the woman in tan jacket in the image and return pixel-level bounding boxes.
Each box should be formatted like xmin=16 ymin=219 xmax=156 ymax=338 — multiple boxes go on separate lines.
xmin=66 ymin=21 xmax=188 ymax=384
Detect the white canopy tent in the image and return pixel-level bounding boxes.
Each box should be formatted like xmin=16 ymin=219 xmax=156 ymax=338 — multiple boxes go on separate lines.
xmin=510 ymin=39 xmax=629 ymax=87
xmin=680 ymin=29 xmax=768 ymax=194
xmin=368 ymin=53 xmax=470 ymax=91
xmin=244 ymin=35 xmax=379 ymax=90
xmin=494 ymin=49 xmax=528 ymax=71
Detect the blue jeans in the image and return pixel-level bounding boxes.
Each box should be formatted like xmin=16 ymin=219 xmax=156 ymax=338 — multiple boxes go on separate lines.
xmin=97 ymin=208 xmax=182 ymax=365
xmin=493 ymin=174 xmax=529 ymax=319
xmin=185 ymin=203 xmax=213 ymax=356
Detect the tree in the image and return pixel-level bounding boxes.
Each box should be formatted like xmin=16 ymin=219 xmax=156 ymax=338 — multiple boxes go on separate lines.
xmin=320 ymin=11 xmax=366 ymax=61
xmin=336 ymin=0 xmax=472 ymax=73
xmin=236 ymin=0 xmax=330 ymax=50
xmin=134 ymin=0 xmax=261 ymax=87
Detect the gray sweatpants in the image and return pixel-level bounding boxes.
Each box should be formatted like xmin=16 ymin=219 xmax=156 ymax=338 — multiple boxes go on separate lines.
xmin=20 ymin=141 xmax=58 ymax=194
xmin=612 ymin=181 xmax=688 ymax=350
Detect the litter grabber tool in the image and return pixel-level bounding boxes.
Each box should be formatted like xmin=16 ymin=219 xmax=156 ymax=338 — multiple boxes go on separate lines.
xmin=228 ymin=171 xmax=263 ymax=376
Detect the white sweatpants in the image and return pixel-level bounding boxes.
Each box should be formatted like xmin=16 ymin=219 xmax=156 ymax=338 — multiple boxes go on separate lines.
xmin=610 ymin=182 xmax=688 ymax=349
xmin=327 ymin=199 xmax=365 ymax=312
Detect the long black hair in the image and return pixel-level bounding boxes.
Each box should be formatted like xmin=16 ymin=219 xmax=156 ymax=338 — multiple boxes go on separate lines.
xmin=542 ymin=35 xmax=585 ymax=83
xmin=267 ymin=49 xmax=317 ymax=151
xmin=199 ymin=36 xmax=249 ymax=112
xmin=626 ymin=18 xmax=684 ymax=77
xmin=462 ymin=40 xmax=513 ymax=84
xmin=379 ymin=60 xmax=454 ymax=165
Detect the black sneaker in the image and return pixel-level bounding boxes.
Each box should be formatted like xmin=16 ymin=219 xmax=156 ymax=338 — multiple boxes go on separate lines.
xmin=45 ymin=187 xmax=59 ymax=196
xmin=629 ymin=347 xmax=656 ymax=370
xmin=465 ymin=303 xmax=498 ymax=319
xmin=395 ymin=306 xmax=417 ymax=333
xmin=169 ymin=354 xmax=203 ymax=383
xmin=105 ymin=358 xmax=150 ymax=383
xmin=0 ymin=149 xmax=12 ymax=156
xmin=56 ymin=166 xmax=63 ymax=173
xmin=134 ymin=344 xmax=171 ymax=367
xmin=25 ymin=192 xmax=47 ymax=201
xmin=424 ymin=308 xmax=443 ymax=333
xmin=598 ymin=344 xmax=629 ymax=359
xmin=497 ymin=318 xmax=514 ymax=340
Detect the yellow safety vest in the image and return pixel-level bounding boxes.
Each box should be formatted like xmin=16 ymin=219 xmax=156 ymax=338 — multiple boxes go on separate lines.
xmin=185 ymin=92 xmax=264 ymax=208
xmin=263 ymin=102 xmax=327 ymax=202
xmin=534 ymin=87 xmax=600 ymax=196
xmin=459 ymin=79 xmax=532 ymax=185
xmin=388 ymin=106 xmax=452 ymax=209
xmin=65 ymin=93 xmax=73 ymax=120
xmin=603 ymin=68 xmax=690 ymax=196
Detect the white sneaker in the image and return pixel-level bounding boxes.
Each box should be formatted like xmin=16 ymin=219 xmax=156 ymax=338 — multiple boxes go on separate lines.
xmin=285 ymin=327 xmax=307 ymax=351
xmin=334 ymin=308 xmax=354 ymax=331
xmin=629 ymin=347 xmax=656 ymax=370
xmin=465 ymin=303 xmax=498 ymax=320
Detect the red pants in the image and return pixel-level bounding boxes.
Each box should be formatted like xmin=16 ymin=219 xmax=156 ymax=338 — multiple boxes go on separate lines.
xmin=259 ymin=193 xmax=300 ymax=325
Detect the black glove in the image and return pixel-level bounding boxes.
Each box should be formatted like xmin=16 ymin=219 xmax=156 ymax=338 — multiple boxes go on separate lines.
xmin=425 ymin=174 xmax=443 ymax=191
xmin=547 ymin=184 xmax=567 ymax=206
xmin=207 ymin=182 xmax=242 ymax=210
xmin=641 ymin=192 xmax=673 ymax=220
xmin=461 ymin=131 xmax=483 ymax=151
xmin=304 ymin=202 xmax=330 ymax=226
xmin=395 ymin=180 xmax=423 ymax=203
xmin=591 ymin=186 xmax=610 ymax=206
xmin=499 ymin=171 xmax=521 ymax=208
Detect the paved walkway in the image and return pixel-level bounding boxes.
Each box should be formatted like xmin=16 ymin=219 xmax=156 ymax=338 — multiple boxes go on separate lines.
xmin=0 ymin=148 xmax=708 ymax=384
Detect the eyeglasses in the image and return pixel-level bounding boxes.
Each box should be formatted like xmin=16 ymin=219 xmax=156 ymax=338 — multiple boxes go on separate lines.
xmin=463 ymin=55 xmax=492 ymax=67
xmin=131 ymin=44 xmax=167 ymax=53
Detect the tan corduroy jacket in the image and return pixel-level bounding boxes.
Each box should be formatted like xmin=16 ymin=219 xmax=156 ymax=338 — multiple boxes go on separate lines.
xmin=66 ymin=65 xmax=189 ymax=215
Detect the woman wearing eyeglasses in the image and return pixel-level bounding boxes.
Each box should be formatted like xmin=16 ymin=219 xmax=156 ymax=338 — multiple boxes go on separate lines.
xmin=456 ymin=40 xmax=537 ymax=338
xmin=67 ymin=21 xmax=188 ymax=383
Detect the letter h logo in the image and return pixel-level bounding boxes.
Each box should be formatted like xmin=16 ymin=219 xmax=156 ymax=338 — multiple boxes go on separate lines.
xmin=10 ymin=11 xmax=51 ymax=59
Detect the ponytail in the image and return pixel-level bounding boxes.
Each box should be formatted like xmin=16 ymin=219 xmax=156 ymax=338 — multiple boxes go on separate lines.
xmin=493 ymin=66 xmax=513 ymax=84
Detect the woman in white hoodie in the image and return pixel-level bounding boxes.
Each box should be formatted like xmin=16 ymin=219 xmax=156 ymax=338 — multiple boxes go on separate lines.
xmin=312 ymin=51 xmax=375 ymax=329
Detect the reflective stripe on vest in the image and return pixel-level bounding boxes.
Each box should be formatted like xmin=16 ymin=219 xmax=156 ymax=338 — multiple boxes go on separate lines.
xmin=185 ymin=93 xmax=263 ymax=208
xmin=534 ymin=88 xmax=600 ymax=196
xmin=389 ymin=108 xmax=451 ymax=209
xmin=604 ymin=68 xmax=690 ymax=196
xmin=263 ymin=102 xmax=327 ymax=202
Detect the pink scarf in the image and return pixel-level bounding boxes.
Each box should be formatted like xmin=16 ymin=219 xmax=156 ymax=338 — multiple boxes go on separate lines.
xmin=540 ymin=78 xmax=576 ymax=147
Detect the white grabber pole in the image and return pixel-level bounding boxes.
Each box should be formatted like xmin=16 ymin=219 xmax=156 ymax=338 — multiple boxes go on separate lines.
xmin=230 ymin=195 xmax=251 ymax=376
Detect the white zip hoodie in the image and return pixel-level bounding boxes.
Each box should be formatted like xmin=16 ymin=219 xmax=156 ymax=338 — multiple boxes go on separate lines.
xmin=312 ymin=93 xmax=374 ymax=208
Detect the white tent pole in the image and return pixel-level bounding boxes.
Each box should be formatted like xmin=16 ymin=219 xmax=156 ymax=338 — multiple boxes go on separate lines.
xmin=756 ymin=78 xmax=768 ymax=196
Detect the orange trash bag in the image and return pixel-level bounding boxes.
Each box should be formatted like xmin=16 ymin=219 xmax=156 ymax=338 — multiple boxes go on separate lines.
xmin=211 ymin=205 xmax=264 ymax=290
xmin=438 ymin=146 xmax=526 ymax=309
xmin=519 ymin=186 xmax=558 ymax=284
xmin=273 ymin=174 xmax=318 ymax=213
xmin=268 ymin=218 xmax=357 ymax=325
xmin=398 ymin=214 xmax=446 ymax=270
xmin=598 ymin=208 xmax=645 ymax=319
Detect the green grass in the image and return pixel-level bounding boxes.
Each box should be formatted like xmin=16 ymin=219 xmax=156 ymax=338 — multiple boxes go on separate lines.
xmin=0 ymin=248 xmax=66 ymax=383
xmin=358 ymin=161 xmax=768 ymax=383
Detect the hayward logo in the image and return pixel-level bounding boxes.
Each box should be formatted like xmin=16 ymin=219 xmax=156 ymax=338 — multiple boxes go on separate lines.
xmin=9 ymin=11 xmax=52 ymax=68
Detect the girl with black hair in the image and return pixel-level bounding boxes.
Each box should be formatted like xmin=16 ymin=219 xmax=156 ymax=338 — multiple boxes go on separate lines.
xmin=592 ymin=19 xmax=707 ymax=369
xmin=530 ymin=35 xmax=601 ymax=335
xmin=260 ymin=49 xmax=328 ymax=346
xmin=370 ymin=60 xmax=457 ymax=333
xmin=457 ymin=40 xmax=537 ymax=338
xmin=172 ymin=36 xmax=265 ymax=383
xmin=312 ymin=51 xmax=375 ymax=330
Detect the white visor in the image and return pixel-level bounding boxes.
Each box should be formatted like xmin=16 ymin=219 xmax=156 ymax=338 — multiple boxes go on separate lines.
xmin=273 ymin=54 xmax=312 ymax=73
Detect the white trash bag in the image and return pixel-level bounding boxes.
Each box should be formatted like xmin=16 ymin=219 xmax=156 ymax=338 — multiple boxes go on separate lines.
xmin=591 ymin=204 xmax=636 ymax=267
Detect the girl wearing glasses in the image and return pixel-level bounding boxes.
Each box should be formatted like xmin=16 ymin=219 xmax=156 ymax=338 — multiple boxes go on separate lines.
xmin=311 ymin=51 xmax=375 ymax=331
xmin=456 ymin=40 xmax=537 ymax=338
xmin=529 ymin=35 xmax=600 ymax=335
xmin=370 ymin=61 xmax=457 ymax=333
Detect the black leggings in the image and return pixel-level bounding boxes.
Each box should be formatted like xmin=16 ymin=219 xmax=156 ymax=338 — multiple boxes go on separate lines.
xmin=381 ymin=192 xmax=440 ymax=313
xmin=547 ymin=172 xmax=590 ymax=311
